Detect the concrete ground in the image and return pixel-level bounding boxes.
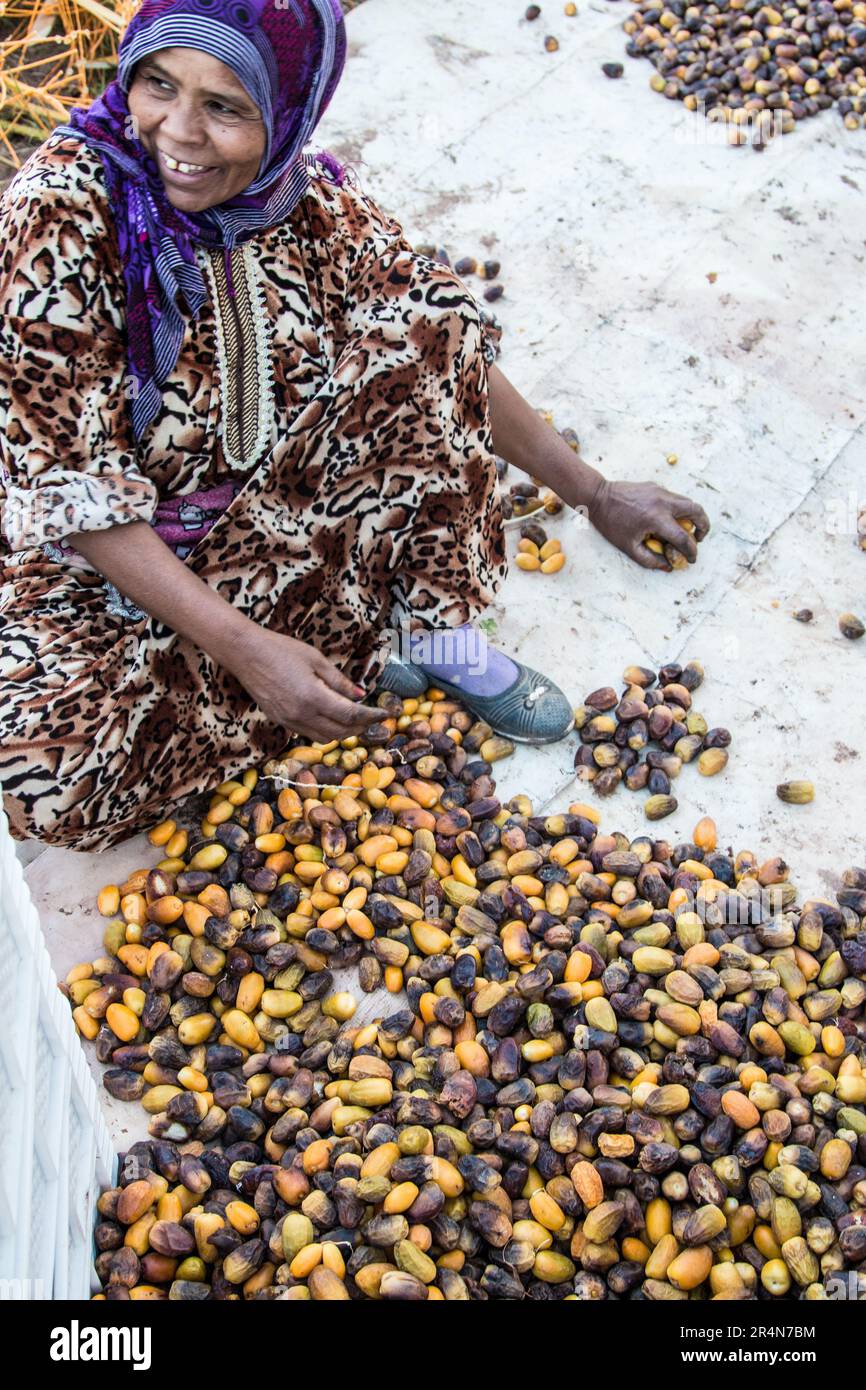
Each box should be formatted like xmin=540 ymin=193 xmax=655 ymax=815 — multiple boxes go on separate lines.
xmin=16 ymin=0 xmax=866 ymax=1149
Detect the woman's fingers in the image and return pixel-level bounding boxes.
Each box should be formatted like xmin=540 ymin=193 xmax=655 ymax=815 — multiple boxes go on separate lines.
xmin=307 ymin=655 xmax=384 ymax=734
xmin=652 ymin=511 xmax=699 ymax=563
xmin=301 ymin=710 xmax=375 ymax=743
xmin=670 ymin=494 xmax=711 ymax=541
xmin=315 ymin=683 xmax=382 ymax=731
xmin=632 ymin=539 xmax=671 ymax=570
xmin=313 ymin=653 xmax=367 ymax=702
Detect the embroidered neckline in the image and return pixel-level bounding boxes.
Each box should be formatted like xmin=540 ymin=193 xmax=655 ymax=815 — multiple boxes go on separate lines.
xmin=201 ymin=243 xmax=275 ymax=472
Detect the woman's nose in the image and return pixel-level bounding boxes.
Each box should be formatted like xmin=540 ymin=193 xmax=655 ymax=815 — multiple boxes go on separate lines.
xmin=157 ymin=98 xmax=208 ymax=148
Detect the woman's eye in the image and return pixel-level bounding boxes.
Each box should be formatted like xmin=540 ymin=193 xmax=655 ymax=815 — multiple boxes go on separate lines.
xmin=139 ymin=73 xmax=244 ymax=118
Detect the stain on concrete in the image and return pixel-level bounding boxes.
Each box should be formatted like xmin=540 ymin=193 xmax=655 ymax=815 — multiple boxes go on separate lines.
xmin=427 ymin=34 xmax=489 ymax=71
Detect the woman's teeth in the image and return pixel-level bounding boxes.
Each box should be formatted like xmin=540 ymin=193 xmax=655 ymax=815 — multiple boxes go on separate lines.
xmin=162 ymin=152 xmax=211 ymax=173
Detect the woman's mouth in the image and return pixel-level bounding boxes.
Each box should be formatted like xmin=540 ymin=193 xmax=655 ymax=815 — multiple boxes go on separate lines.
xmin=158 ymin=149 xmax=218 ymax=183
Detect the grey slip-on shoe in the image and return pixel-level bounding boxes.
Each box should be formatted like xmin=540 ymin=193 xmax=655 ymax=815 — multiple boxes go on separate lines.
xmin=374 ymin=654 xmax=574 ymax=746
xmin=419 ymin=662 xmax=575 ymax=745
xmin=373 ymin=654 xmax=429 ymax=700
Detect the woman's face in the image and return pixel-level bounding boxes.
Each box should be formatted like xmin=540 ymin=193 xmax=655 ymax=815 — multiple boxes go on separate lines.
xmin=127 ymin=47 xmax=267 ymax=211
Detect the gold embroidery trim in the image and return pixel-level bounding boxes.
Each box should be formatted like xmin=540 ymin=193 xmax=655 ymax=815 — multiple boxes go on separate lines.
xmin=202 ymin=242 xmax=275 ymax=472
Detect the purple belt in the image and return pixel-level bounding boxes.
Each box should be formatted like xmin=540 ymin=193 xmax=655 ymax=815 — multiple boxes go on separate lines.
xmin=151 ymin=480 xmax=241 ymax=555
xmin=40 ymin=479 xmax=242 ymax=572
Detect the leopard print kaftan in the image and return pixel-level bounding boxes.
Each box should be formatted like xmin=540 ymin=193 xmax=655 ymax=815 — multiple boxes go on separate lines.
xmin=0 ymin=135 xmax=506 ymax=848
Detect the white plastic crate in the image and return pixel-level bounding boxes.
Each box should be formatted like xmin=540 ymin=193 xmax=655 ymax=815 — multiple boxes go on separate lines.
xmin=0 ymin=807 xmax=115 ymax=1299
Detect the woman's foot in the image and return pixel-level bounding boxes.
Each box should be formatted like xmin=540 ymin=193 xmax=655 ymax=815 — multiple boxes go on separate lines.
xmin=375 ymin=622 xmax=518 ymax=701
xmin=411 ymin=623 xmax=520 ymax=697
xmin=412 ymin=622 xmax=575 ymax=745
xmin=375 ymin=653 xmax=428 ymax=699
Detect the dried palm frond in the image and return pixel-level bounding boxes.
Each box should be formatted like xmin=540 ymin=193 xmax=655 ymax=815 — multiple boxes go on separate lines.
xmin=0 ymin=0 xmax=139 ymax=171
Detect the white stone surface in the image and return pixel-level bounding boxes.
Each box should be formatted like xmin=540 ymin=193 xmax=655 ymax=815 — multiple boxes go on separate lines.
xmin=16 ymin=0 xmax=866 ymax=1149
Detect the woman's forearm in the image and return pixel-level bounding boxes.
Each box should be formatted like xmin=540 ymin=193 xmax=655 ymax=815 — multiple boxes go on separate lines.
xmin=487 ymin=363 xmax=710 ymax=568
xmin=71 ymin=521 xmax=255 ymax=673
xmin=488 ymin=363 xmax=604 ymax=513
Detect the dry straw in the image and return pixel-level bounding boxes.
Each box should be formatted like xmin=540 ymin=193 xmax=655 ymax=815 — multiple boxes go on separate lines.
xmin=0 ymin=0 xmax=139 ymax=170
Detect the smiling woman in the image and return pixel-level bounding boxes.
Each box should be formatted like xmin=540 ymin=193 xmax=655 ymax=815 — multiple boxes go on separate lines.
xmin=0 ymin=0 xmax=707 ymax=850
xmin=129 ymin=49 xmax=268 ymax=209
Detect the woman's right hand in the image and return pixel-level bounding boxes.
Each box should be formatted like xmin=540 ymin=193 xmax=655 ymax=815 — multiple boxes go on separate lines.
xmin=224 ymin=626 xmax=383 ymax=743
xmin=69 ymin=523 xmax=383 ymax=743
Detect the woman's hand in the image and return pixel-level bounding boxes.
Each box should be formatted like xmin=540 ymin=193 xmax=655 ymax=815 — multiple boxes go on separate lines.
xmin=72 ymin=522 xmax=384 ymax=742
xmin=227 ymin=628 xmax=383 ymax=743
xmin=486 ymin=367 xmax=711 ymax=569
xmin=587 ymin=479 xmax=711 ymax=570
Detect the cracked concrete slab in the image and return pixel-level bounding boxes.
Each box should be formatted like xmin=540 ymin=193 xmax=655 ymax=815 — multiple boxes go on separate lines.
xmin=14 ymin=0 xmax=866 ymax=1148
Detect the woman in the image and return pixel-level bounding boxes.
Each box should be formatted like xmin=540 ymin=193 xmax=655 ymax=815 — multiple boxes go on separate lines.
xmin=0 ymin=0 xmax=708 ymax=851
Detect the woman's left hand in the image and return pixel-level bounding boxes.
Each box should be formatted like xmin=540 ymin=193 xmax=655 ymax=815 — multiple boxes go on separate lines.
xmin=587 ymin=479 xmax=711 ymax=569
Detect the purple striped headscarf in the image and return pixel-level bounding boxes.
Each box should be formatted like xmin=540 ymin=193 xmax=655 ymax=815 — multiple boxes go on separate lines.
xmin=53 ymin=0 xmax=347 ymax=443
